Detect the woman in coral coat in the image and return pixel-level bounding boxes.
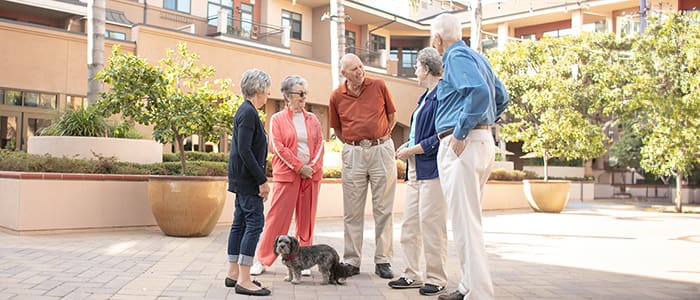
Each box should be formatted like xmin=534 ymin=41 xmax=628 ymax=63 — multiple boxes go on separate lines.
xmin=251 ymin=75 xmax=324 ymax=275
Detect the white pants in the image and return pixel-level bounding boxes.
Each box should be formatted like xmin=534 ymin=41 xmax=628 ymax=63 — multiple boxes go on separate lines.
xmin=341 ymin=139 xmax=396 ymax=266
xmin=437 ymin=129 xmax=495 ymax=300
xmin=400 ymin=155 xmax=448 ymax=286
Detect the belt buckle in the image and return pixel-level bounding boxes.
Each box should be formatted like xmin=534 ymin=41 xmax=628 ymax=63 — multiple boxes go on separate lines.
xmin=359 ymin=139 xmax=371 ymax=148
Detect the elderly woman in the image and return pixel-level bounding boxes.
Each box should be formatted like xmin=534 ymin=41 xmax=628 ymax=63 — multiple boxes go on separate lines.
xmin=389 ymin=47 xmax=448 ymax=296
xmin=250 ymin=75 xmax=324 ymax=276
xmin=225 ymin=69 xmax=272 ymax=297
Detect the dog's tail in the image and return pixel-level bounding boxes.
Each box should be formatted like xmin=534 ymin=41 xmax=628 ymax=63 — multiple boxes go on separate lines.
xmin=330 ymin=261 xmax=348 ymax=285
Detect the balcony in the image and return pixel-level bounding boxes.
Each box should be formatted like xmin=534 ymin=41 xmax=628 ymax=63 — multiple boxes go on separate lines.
xmin=209 ymin=11 xmax=290 ymax=54
xmin=346 ymin=46 xmax=387 ymax=69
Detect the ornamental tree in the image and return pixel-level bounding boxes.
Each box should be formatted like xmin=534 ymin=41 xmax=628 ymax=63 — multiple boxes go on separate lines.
xmin=621 ymin=12 xmax=700 ymax=211
xmin=96 ymin=42 xmax=242 ymax=174
xmin=488 ymin=33 xmax=627 ymax=180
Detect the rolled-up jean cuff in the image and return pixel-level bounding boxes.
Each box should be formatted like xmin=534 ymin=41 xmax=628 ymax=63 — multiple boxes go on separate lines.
xmin=238 ymin=255 xmax=255 ymax=266
xmin=227 ymin=255 xmax=238 ymax=263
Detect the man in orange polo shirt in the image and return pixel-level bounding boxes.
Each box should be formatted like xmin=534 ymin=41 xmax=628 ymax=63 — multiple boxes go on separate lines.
xmin=329 ymin=53 xmax=397 ymax=279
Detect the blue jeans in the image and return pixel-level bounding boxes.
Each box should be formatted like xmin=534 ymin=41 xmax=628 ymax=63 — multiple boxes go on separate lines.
xmin=227 ymin=193 xmax=265 ymax=266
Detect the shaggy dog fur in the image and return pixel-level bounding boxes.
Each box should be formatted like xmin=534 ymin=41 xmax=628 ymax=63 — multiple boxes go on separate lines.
xmin=273 ymin=235 xmax=348 ymax=285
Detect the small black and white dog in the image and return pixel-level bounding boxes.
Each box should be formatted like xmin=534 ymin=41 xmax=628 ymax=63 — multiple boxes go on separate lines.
xmin=273 ymin=235 xmax=348 ymax=285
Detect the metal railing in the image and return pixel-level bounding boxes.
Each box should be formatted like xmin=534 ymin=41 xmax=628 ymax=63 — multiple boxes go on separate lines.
xmin=209 ymin=12 xmax=288 ymax=49
xmin=345 ymin=47 xmax=386 ymax=69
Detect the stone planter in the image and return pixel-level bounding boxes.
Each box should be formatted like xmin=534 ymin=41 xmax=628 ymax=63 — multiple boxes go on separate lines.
xmin=523 ymin=179 xmax=571 ymax=213
xmin=28 ymin=136 xmax=162 ymax=164
xmin=148 ymin=176 xmax=226 ymax=237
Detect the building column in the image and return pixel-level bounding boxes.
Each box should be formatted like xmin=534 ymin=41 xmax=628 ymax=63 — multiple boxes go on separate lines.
xmin=571 ymin=9 xmax=584 ymax=36
xmin=497 ymin=22 xmax=509 ymax=50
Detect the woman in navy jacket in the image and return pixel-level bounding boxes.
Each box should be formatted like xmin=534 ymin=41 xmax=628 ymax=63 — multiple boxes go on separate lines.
xmin=389 ymin=48 xmax=449 ymax=296
xmin=225 ymin=69 xmax=272 ymax=296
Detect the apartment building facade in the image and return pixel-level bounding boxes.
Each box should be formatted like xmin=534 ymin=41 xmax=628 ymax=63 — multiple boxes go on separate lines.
xmin=0 ymin=0 xmax=697 ymax=159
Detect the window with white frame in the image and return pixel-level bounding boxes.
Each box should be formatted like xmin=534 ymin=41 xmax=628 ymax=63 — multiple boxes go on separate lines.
xmin=208 ymin=0 xmax=233 ymax=27
xmin=282 ymin=10 xmax=302 ymax=40
xmin=164 ymin=0 xmax=191 ymax=14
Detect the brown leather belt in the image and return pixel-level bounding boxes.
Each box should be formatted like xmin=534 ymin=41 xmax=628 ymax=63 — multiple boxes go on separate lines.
xmin=346 ymin=137 xmax=389 ymax=147
xmin=437 ymin=125 xmax=491 ymax=140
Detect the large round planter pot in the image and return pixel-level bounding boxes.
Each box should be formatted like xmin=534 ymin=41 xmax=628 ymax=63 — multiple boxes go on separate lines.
xmin=148 ymin=176 xmax=226 ymax=237
xmin=523 ymin=179 xmax=571 ymax=213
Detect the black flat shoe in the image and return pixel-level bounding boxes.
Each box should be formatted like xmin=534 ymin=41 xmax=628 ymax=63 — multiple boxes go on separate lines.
xmin=235 ymin=284 xmax=271 ymax=296
xmin=224 ymin=278 xmax=263 ymax=288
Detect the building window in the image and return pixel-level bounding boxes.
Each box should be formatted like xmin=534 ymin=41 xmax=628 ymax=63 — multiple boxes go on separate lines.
xmin=542 ymin=28 xmax=572 ymax=38
xmin=40 ymin=94 xmax=57 ymax=109
xmin=27 ymin=118 xmax=51 ymax=138
xmin=105 ymin=30 xmax=126 ymax=40
xmin=370 ymin=34 xmax=386 ymax=52
xmin=345 ymin=30 xmax=356 ymax=54
xmin=4 ymin=90 xmax=21 ymax=106
xmin=282 ymin=10 xmax=302 ymax=40
xmin=401 ymin=48 xmax=418 ymax=69
xmin=240 ymin=3 xmax=254 ymax=38
xmin=66 ymin=95 xmax=87 ymax=110
xmin=617 ymin=15 xmax=640 ymax=38
xmin=520 ymin=33 xmax=536 ymax=40
xmin=208 ymin=0 xmax=233 ymax=27
xmin=164 ymin=0 xmax=191 ymax=14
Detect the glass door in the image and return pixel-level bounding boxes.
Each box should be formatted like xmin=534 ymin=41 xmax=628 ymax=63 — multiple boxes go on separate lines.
xmin=22 ymin=112 xmax=53 ymax=151
xmin=0 ymin=112 xmax=20 ymax=150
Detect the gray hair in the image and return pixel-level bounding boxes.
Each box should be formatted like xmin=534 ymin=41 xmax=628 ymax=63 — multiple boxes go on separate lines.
xmin=431 ymin=13 xmax=462 ymax=41
xmin=340 ymin=53 xmax=362 ymax=71
xmin=417 ymin=47 xmax=443 ymax=77
xmin=240 ymin=69 xmax=271 ymax=99
xmin=280 ymin=75 xmax=308 ymax=102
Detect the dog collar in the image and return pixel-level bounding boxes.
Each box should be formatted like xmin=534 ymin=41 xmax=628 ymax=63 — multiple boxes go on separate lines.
xmin=282 ymin=253 xmax=299 ymax=262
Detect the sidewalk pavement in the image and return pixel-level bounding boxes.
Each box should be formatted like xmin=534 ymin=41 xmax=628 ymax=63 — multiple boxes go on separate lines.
xmin=1 ymin=200 xmax=699 ymax=299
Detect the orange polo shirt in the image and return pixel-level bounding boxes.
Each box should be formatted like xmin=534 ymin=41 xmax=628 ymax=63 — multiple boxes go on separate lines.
xmin=329 ymin=77 xmax=396 ymax=142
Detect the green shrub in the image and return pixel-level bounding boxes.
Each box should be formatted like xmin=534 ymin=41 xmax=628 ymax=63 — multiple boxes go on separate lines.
xmin=522 ymin=157 xmax=583 ymax=167
xmin=488 ymin=168 xmax=539 ymax=181
xmin=41 ymin=107 xmax=109 ymax=137
xmin=163 ymin=152 xmax=228 ymax=162
xmin=323 ymin=165 xmax=342 ymax=178
xmin=324 ymin=138 xmax=344 ymax=153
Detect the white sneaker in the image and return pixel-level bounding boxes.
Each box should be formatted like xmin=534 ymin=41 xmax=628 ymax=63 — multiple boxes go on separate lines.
xmin=301 ymin=269 xmax=311 ymax=276
xmin=250 ymin=261 xmax=266 ymax=276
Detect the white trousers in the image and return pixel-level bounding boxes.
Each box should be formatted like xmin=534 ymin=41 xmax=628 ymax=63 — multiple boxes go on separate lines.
xmin=437 ymin=129 xmax=495 ymax=300
xmin=341 ymin=139 xmax=396 ymax=266
xmin=400 ymin=155 xmax=448 ymax=286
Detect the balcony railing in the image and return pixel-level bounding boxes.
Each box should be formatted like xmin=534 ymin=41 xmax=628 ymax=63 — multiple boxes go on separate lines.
xmin=210 ymin=10 xmax=290 ymax=50
xmin=345 ymin=47 xmax=386 ymax=69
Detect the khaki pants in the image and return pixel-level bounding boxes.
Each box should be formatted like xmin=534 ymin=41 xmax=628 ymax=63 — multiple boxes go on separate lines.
xmin=341 ymin=139 xmax=396 ymax=266
xmin=438 ymin=129 xmax=495 ymax=300
xmin=400 ymin=155 xmax=448 ymax=286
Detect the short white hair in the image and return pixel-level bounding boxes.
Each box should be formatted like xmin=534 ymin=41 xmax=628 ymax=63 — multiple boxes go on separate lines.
xmin=431 ymin=13 xmax=462 ymax=41
xmin=240 ymin=69 xmax=271 ymax=99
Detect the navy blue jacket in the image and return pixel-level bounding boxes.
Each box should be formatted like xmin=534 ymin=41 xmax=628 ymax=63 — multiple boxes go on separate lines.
xmin=228 ymin=100 xmax=268 ymax=195
xmin=409 ymin=87 xmax=440 ymax=180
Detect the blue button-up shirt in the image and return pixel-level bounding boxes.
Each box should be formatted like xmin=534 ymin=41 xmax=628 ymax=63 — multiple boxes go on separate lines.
xmin=435 ymin=41 xmax=509 ymax=140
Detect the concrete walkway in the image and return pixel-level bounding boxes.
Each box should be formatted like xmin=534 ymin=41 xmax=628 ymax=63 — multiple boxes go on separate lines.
xmin=1 ymin=200 xmax=699 ymax=299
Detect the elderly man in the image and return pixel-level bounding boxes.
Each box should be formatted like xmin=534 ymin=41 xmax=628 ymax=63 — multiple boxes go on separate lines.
xmin=329 ymin=53 xmax=397 ymax=279
xmin=430 ymin=13 xmax=509 ymax=300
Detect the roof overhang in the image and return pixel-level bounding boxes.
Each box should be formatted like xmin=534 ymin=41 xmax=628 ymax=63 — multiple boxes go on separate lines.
xmin=4 ymin=0 xmax=86 ymax=16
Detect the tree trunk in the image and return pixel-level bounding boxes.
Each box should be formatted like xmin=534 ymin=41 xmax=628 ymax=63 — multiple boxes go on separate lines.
xmin=87 ymin=0 xmax=106 ymax=104
xmin=675 ymin=172 xmax=683 ymax=213
xmin=543 ymin=154 xmax=549 ymax=181
xmin=173 ymin=126 xmax=187 ymax=175
xmin=470 ymin=0 xmax=482 ymax=53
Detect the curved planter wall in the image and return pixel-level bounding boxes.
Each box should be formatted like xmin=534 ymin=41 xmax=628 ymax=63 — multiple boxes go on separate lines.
xmin=28 ymin=136 xmax=162 ymax=164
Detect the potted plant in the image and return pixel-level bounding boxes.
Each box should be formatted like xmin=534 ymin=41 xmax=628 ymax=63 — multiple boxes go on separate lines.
xmin=96 ymin=42 xmax=242 ymax=236
xmin=488 ymin=33 xmax=622 ymax=212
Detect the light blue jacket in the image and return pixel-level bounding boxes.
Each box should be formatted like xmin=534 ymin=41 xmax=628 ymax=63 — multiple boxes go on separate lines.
xmin=435 ymin=41 xmax=509 ymax=140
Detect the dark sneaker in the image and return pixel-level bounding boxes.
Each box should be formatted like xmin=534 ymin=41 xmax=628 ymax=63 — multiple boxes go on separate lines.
xmin=340 ymin=262 xmax=360 ymax=276
xmin=375 ymin=263 xmax=394 ymax=279
xmin=388 ymin=277 xmax=422 ymax=289
xmin=438 ymin=290 xmax=466 ymax=300
xmin=419 ymin=283 xmax=446 ymax=296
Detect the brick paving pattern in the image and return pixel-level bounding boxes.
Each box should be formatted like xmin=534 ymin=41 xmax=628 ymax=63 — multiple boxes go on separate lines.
xmin=1 ymin=201 xmax=699 ymax=299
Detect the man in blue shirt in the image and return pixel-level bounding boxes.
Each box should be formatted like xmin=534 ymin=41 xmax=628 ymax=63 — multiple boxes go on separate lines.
xmin=430 ymin=13 xmax=509 ymax=300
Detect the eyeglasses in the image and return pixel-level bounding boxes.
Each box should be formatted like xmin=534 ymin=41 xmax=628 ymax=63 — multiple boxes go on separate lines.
xmin=289 ymin=91 xmax=307 ymax=98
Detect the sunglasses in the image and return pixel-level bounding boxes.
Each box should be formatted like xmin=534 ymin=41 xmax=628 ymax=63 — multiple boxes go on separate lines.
xmin=289 ymin=91 xmax=307 ymax=98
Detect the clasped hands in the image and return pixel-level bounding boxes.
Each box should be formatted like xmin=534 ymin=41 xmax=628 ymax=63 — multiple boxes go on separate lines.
xmin=299 ymin=165 xmax=314 ymax=179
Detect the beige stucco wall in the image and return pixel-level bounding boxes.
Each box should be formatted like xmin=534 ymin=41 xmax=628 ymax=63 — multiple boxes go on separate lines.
xmin=27 ymin=136 xmax=163 ymax=164
xmin=0 ymin=174 xmax=543 ymax=234
xmin=268 ymin=0 xmax=314 ymax=42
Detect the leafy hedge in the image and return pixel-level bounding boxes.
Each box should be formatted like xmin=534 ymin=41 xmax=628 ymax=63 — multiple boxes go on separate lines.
xmin=1 ymin=150 xmax=537 ymax=181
